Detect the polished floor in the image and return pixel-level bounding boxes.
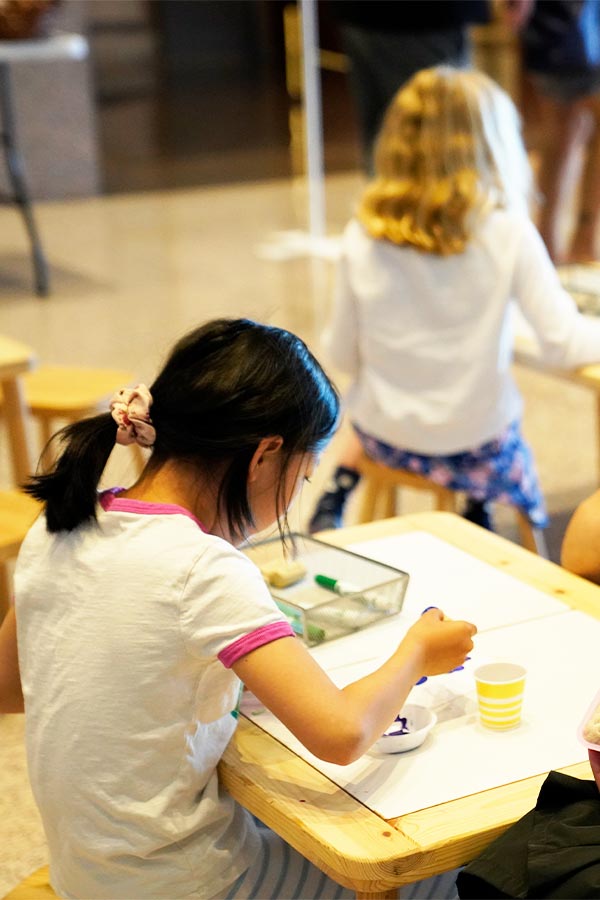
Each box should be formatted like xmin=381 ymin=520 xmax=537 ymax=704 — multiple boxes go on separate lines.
xmin=1 ymin=172 xmax=599 ymax=893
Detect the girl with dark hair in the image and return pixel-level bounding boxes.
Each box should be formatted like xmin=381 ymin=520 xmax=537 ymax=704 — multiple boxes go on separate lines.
xmin=0 ymin=318 xmax=475 ymax=900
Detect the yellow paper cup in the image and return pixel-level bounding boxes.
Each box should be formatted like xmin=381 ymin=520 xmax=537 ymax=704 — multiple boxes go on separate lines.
xmin=474 ymin=662 xmax=526 ymax=731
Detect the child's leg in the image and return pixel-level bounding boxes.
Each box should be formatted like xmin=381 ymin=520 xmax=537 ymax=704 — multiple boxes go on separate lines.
xmin=222 ymin=821 xmax=460 ymax=899
xmin=528 ymin=89 xmax=585 ymax=262
xmin=308 ymin=429 xmax=362 ymax=533
xmin=568 ymin=93 xmax=600 ymax=262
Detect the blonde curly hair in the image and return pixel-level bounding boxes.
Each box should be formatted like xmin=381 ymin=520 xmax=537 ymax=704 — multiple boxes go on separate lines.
xmin=358 ymin=66 xmax=533 ymax=255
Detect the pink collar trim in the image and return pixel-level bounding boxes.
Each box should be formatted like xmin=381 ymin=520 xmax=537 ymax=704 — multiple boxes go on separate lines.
xmin=99 ymin=489 xmax=207 ymax=532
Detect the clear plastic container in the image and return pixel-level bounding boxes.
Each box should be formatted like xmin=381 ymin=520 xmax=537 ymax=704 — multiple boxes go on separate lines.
xmin=578 ymin=688 xmax=600 ymax=751
xmin=244 ymin=532 xmax=409 ymax=646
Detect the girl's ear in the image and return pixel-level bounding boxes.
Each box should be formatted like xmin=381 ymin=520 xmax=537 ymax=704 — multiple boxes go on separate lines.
xmin=248 ymin=436 xmax=284 ymax=483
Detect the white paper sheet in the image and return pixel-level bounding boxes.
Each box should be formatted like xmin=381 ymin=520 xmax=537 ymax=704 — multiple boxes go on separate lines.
xmin=242 ymin=612 xmax=597 ymax=819
xmin=349 ymin=532 xmax=568 ymax=631
xmin=305 ymin=532 xmax=568 ymax=675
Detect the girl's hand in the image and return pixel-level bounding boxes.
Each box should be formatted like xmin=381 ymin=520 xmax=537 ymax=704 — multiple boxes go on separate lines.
xmin=402 ymin=608 xmax=476 ymax=676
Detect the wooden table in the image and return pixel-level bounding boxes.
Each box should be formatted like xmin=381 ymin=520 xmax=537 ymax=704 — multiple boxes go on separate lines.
xmin=0 ymin=334 xmax=36 ymax=485
xmin=219 ymin=513 xmax=600 ymax=899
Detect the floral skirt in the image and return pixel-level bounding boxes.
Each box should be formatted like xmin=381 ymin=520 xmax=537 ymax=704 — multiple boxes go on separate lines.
xmin=353 ymin=420 xmax=549 ymax=528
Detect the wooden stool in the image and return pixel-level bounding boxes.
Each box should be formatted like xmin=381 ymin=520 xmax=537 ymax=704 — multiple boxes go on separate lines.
xmin=0 ymin=489 xmax=40 ymax=621
xmin=0 ymin=365 xmax=146 ymax=469
xmin=356 ymin=453 xmax=548 ymax=557
xmin=2 ymin=865 xmax=55 ymax=900
xmin=2 ymin=365 xmax=137 ymax=443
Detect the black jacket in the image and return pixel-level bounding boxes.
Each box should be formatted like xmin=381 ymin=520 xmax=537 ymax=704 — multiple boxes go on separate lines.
xmin=457 ymin=770 xmax=600 ymax=899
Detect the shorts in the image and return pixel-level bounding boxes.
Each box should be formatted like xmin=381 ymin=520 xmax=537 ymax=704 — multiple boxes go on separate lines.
xmin=220 ymin=819 xmax=459 ymax=899
xmin=353 ymin=420 xmax=549 ymax=528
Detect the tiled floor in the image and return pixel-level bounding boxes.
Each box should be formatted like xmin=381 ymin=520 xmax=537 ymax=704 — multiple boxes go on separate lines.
xmin=1 ymin=172 xmax=599 ymax=894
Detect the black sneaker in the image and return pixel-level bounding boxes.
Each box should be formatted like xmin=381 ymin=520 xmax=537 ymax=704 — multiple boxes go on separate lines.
xmin=463 ymin=498 xmax=493 ymax=531
xmin=308 ymin=507 xmax=342 ymax=533
xmin=308 ymin=466 xmax=360 ymax=533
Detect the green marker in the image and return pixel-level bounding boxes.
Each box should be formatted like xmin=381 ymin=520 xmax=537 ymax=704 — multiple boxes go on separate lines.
xmin=315 ymin=574 xmax=360 ymax=595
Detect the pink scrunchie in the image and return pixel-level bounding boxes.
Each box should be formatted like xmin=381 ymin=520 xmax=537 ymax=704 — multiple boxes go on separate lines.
xmin=109 ymin=384 xmax=156 ymax=448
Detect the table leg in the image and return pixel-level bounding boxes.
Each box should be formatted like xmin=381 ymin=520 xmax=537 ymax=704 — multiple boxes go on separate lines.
xmin=1 ymin=375 xmax=34 ymax=484
xmin=0 ymin=63 xmax=50 ymax=297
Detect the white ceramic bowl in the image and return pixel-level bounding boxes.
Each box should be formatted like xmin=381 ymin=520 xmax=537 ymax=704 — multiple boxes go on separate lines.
xmin=373 ymin=704 xmax=437 ymax=754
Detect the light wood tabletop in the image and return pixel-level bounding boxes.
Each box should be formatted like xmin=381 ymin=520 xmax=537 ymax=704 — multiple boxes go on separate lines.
xmin=0 ymin=334 xmax=36 ymax=485
xmin=218 ymin=513 xmax=600 ymax=899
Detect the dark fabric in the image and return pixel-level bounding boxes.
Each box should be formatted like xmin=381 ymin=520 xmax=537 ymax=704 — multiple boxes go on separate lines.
xmin=523 ymin=0 xmax=600 ymax=75
xmin=340 ymin=21 xmax=470 ymax=164
xmin=457 ymin=771 xmax=600 ymax=899
xmin=330 ymin=1 xmax=489 ymax=32
xmin=330 ymin=0 xmax=488 ymax=167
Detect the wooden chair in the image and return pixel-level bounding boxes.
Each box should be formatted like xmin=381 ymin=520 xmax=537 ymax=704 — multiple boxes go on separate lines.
xmin=356 ymin=452 xmax=548 ymax=557
xmin=2 ymin=866 xmax=55 ymax=900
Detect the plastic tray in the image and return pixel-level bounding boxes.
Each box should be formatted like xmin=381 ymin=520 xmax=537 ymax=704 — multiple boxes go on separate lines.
xmin=578 ymin=687 xmax=600 ymax=751
xmin=244 ymin=532 xmax=409 ymax=646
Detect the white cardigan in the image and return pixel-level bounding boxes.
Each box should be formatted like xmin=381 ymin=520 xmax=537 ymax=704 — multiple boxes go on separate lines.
xmin=323 ymin=213 xmax=600 ymax=454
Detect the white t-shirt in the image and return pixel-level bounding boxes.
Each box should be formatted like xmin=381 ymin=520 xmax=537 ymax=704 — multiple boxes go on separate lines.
xmin=14 ymin=491 xmax=294 ymax=900
xmin=324 ymin=213 xmax=600 ymax=454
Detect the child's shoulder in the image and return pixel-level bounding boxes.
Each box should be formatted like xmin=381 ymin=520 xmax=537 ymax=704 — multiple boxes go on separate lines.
xmin=475 ymin=209 xmax=547 ymax=260
xmin=479 ymin=207 xmax=534 ymax=237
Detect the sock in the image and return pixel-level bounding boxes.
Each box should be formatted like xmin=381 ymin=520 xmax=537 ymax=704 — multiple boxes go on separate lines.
xmin=308 ymin=466 xmax=361 ymax=533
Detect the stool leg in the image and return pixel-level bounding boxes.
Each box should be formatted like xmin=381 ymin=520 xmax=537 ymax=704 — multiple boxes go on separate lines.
xmin=39 ymin=415 xmax=54 ymax=449
xmin=382 ymin=484 xmax=396 ymax=518
xmin=0 ymin=63 xmax=50 ymax=297
xmin=1 ymin=375 xmax=34 ymax=483
xmin=436 ymin=489 xmax=457 ymax=512
xmin=35 ymin=415 xmax=58 ymax=472
xmin=515 ymin=509 xmax=548 ymax=557
xmin=357 ymin=478 xmax=380 ymax=523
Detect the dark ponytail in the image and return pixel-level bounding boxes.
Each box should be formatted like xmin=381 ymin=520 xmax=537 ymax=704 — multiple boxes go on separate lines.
xmin=25 ymin=318 xmax=340 ymax=537
xmin=24 ymin=413 xmax=116 ymax=532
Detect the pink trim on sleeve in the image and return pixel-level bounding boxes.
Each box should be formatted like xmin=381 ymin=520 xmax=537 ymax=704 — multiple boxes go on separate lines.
xmin=218 ymin=621 xmax=295 ymax=668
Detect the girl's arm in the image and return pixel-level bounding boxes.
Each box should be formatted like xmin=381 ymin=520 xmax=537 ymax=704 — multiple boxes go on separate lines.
xmin=561 ymin=489 xmax=600 ymax=583
xmin=232 ymin=608 xmax=475 ymax=765
xmin=513 ymin=217 xmax=600 ymax=368
xmin=0 ymin=607 xmax=24 ymax=713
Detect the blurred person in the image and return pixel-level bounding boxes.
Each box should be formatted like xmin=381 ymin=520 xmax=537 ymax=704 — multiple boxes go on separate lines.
xmin=561 ymin=484 xmax=600 ymax=580
xmin=331 ymin=0 xmax=490 ymax=169
xmin=517 ymin=0 xmax=600 ymax=262
xmin=309 ymin=66 xmax=600 ymax=536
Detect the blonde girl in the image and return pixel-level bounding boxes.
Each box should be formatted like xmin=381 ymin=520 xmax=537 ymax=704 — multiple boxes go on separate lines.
xmin=309 ymin=66 xmax=600 ymax=536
